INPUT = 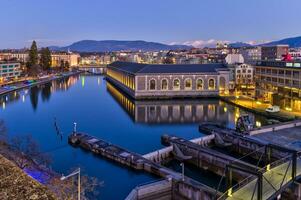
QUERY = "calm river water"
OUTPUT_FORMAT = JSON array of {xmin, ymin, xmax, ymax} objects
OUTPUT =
[{"xmin": 0, "ymin": 75, "xmax": 270, "ymax": 199}]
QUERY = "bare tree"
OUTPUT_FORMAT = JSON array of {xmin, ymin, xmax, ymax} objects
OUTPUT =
[
  {"xmin": 9, "ymin": 135, "xmax": 51, "ymax": 169},
  {"xmin": 48, "ymin": 172, "xmax": 103, "ymax": 200},
  {"xmin": 0, "ymin": 120, "xmax": 7, "ymax": 145}
]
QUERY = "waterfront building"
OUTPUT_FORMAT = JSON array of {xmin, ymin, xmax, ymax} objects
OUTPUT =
[
  {"xmin": 107, "ymin": 81, "xmax": 238, "ymax": 125},
  {"xmin": 11, "ymin": 52, "xmax": 29, "ymax": 63},
  {"xmin": 0, "ymin": 62, "xmax": 21, "ymax": 83},
  {"xmin": 255, "ymin": 60, "xmax": 301, "ymax": 111},
  {"xmin": 227, "ymin": 63, "xmax": 254, "ymax": 96},
  {"xmin": 234, "ymin": 63, "xmax": 254, "ymax": 96},
  {"xmin": 106, "ymin": 61, "xmax": 230, "ymax": 99},
  {"xmin": 261, "ymin": 45, "xmax": 289, "ymax": 61},
  {"xmin": 0, "ymin": 52, "xmax": 29, "ymax": 63},
  {"xmin": 51, "ymin": 53, "xmax": 80, "ymax": 67}
]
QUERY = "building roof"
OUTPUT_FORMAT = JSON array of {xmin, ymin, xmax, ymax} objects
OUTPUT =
[
  {"xmin": 256, "ymin": 60, "xmax": 301, "ymax": 69},
  {"xmin": 109, "ymin": 61, "xmax": 228, "ymax": 74}
]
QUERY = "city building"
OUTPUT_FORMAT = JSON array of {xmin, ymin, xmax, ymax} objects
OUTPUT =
[
  {"xmin": 51, "ymin": 53, "xmax": 80, "ymax": 67},
  {"xmin": 225, "ymin": 54, "xmax": 244, "ymax": 64},
  {"xmin": 0, "ymin": 62, "xmax": 21, "ymax": 83},
  {"xmin": 261, "ymin": 45, "xmax": 289, "ymax": 61},
  {"xmin": 107, "ymin": 81, "xmax": 238, "ymax": 125},
  {"xmin": 106, "ymin": 61, "xmax": 230, "ymax": 99},
  {"xmin": 234, "ymin": 63, "xmax": 254, "ymax": 96},
  {"xmin": 289, "ymin": 48, "xmax": 301, "ymax": 60},
  {"xmin": 239, "ymin": 47, "xmax": 262, "ymax": 64},
  {"xmin": 255, "ymin": 60, "xmax": 301, "ymax": 111}
]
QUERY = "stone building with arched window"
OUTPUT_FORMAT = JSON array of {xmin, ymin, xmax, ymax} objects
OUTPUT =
[{"xmin": 107, "ymin": 61, "xmax": 229, "ymax": 99}]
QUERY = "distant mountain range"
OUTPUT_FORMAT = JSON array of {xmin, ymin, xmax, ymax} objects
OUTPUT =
[
  {"xmin": 228, "ymin": 42, "xmax": 252, "ymax": 48},
  {"xmin": 49, "ymin": 40, "xmax": 191, "ymax": 52},
  {"xmin": 261, "ymin": 36, "xmax": 301, "ymax": 48},
  {"xmin": 48, "ymin": 36, "xmax": 301, "ymax": 52},
  {"xmin": 229, "ymin": 36, "xmax": 301, "ymax": 48}
]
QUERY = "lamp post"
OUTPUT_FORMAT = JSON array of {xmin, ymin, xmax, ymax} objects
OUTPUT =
[
  {"xmin": 61, "ymin": 168, "xmax": 81, "ymax": 200},
  {"xmin": 180, "ymin": 162, "xmax": 185, "ymax": 181},
  {"xmin": 73, "ymin": 122, "xmax": 77, "ymax": 133}
]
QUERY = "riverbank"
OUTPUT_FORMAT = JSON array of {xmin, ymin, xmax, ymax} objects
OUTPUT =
[
  {"xmin": 220, "ymin": 96, "xmax": 298, "ymax": 121},
  {"xmin": 0, "ymin": 71, "xmax": 81, "ymax": 96},
  {"xmin": 0, "ymin": 153, "xmax": 56, "ymax": 200}
]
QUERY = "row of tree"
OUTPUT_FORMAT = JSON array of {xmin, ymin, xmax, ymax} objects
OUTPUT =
[
  {"xmin": 27, "ymin": 41, "xmax": 52, "ymax": 71},
  {"xmin": 27, "ymin": 41, "xmax": 70, "ymax": 76}
]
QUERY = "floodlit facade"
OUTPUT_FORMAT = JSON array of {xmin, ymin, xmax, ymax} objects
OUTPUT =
[
  {"xmin": 255, "ymin": 61, "xmax": 301, "ymax": 111},
  {"xmin": 51, "ymin": 53, "xmax": 80, "ymax": 67},
  {"xmin": 106, "ymin": 61, "xmax": 230, "ymax": 99}
]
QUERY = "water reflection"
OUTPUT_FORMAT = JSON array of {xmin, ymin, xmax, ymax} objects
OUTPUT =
[
  {"xmin": 106, "ymin": 82, "xmax": 267, "ymax": 127},
  {"xmin": 0, "ymin": 76, "xmax": 79, "ymax": 111}
]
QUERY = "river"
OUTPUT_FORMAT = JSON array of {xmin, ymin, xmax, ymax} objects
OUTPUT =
[{"xmin": 0, "ymin": 74, "xmax": 271, "ymax": 199}]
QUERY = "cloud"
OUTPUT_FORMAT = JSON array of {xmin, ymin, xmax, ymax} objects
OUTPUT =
[
  {"xmin": 245, "ymin": 40, "xmax": 271, "ymax": 45},
  {"xmin": 170, "ymin": 39, "xmax": 231, "ymax": 48}
]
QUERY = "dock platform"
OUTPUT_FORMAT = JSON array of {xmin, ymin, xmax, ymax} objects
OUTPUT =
[{"xmin": 68, "ymin": 132, "xmax": 221, "ymax": 199}]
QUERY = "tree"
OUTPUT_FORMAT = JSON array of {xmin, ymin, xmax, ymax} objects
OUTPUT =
[
  {"xmin": 28, "ymin": 64, "xmax": 42, "ymax": 77},
  {"xmin": 0, "ymin": 119, "xmax": 7, "ymax": 145},
  {"xmin": 64, "ymin": 61, "xmax": 70, "ymax": 70},
  {"xmin": 9, "ymin": 134, "xmax": 51, "ymax": 169},
  {"xmin": 60, "ymin": 60, "xmax": 65, "ymax": 69},
  {"xmin": 162, "ymin": 57, "xmax": 173, "ymax": 64},
  {"xmin": 40, "ymin": 47, "xmax": 52, "ymax": 71},
  {"xmin": 28, "ymin": 41, "xmax": 39, "ymax": 68},
  {"xmin": 48, "ymin": 171, "xmax": 103, "ymax": 200}
]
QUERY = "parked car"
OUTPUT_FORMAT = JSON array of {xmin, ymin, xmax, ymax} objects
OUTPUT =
[{"xmin": 266, "ymin": 106, "xmax": 280, "ymax": 113}]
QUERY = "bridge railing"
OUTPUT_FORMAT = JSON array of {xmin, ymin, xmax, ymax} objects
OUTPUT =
[
  {"xmin": 217, "ymin": 175, "xmax": 256, "ymax": 200},
  {"xmin": 258, "ymin": 155, "xmax": 292, "ymax": 174},
  {"xmin": 218, "ymin": 155, "xmax": 293, "ymax": 199}
]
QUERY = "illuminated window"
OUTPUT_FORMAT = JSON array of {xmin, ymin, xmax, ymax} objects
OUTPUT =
[
  {"xmin": 185, "ymin": 79, "xmax": 192, "ymax": 90},
  {"xmin": 208, "ymin": 79, "xmax": 215, "ymax": 90},
  {"xmin": 196, "ymin": 79, "xmax": 203, "ymax": 90},
  {"xmin": 150, "ymin": 79, "xmax": 156, "ymax": 90},
  {"xmin": 161, "ymin": 79, "xmax": 168, "ymax": 90},
  {"xmin": 173, "ymin": 79, "xmax": 180, "ymax": 90}
]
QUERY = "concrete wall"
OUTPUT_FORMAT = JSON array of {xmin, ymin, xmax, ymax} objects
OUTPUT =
[{"xmin": 125, "ymin": 180, "xmax": 172, "ymax": 200}]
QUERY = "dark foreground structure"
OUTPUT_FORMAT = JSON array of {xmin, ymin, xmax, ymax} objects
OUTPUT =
[{"xmin": 106, "ymin": 61, "xmax": 230, "ymax": 99}]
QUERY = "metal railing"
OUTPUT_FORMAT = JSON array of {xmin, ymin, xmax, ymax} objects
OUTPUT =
[
  {"xmin": 217, "ymin": 175, "xmax": 256, "ymax": 200},
  {"xmin": 218, "ymin": 155, "xmax": 295, "ymax": 200}
]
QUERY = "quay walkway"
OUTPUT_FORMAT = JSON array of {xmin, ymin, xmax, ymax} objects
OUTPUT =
[
  {"xmin": 220, "ymin": 96, "xmax": 298, "ymax": 121},
  {"xmin": 0, "ymin": 71, "xmax": 81, "ymax": 96}
]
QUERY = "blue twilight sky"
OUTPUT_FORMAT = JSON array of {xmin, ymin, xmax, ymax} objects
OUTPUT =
[{"xmin": 1, "ymin": 0, "xmax": 301, "ymax": 48}]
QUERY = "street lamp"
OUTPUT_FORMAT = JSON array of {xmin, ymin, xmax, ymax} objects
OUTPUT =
[
  {"xmin": 180, "ymin": 162, "xmax": 185, "ymax": 181},
  {"xmin": 61, "ymin": 168, "xmax": 81, "ymax": 200},
  {"xmin": 73, "ymin": 122, "xmax": 77, "ymax": 133}
]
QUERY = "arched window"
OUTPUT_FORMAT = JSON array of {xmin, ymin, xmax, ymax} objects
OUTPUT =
[
  {"xmin": 150, "ymin": 79, "xmax": 156, "ymax": 90},
  {"xmin": 219, "ymin": 77, "xmax": 226, "ymax": 90},
  {"xmin": 196, "ymin": 79, "xmax": 203, "ymax": 90},
  {"xmin": 208, "ymin": 79, "xmax": 215, "ymax": 90},
  {"xmin": 184, "ymin": 79, "xmax": 192, "ymax": 90},
  {"xmin": 161, "ymin": 79, "xmax": 168, "ymax": 90},
  {"xmin": 173, "ymin": 79, "xmax": 180, "ymax": 90}
]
